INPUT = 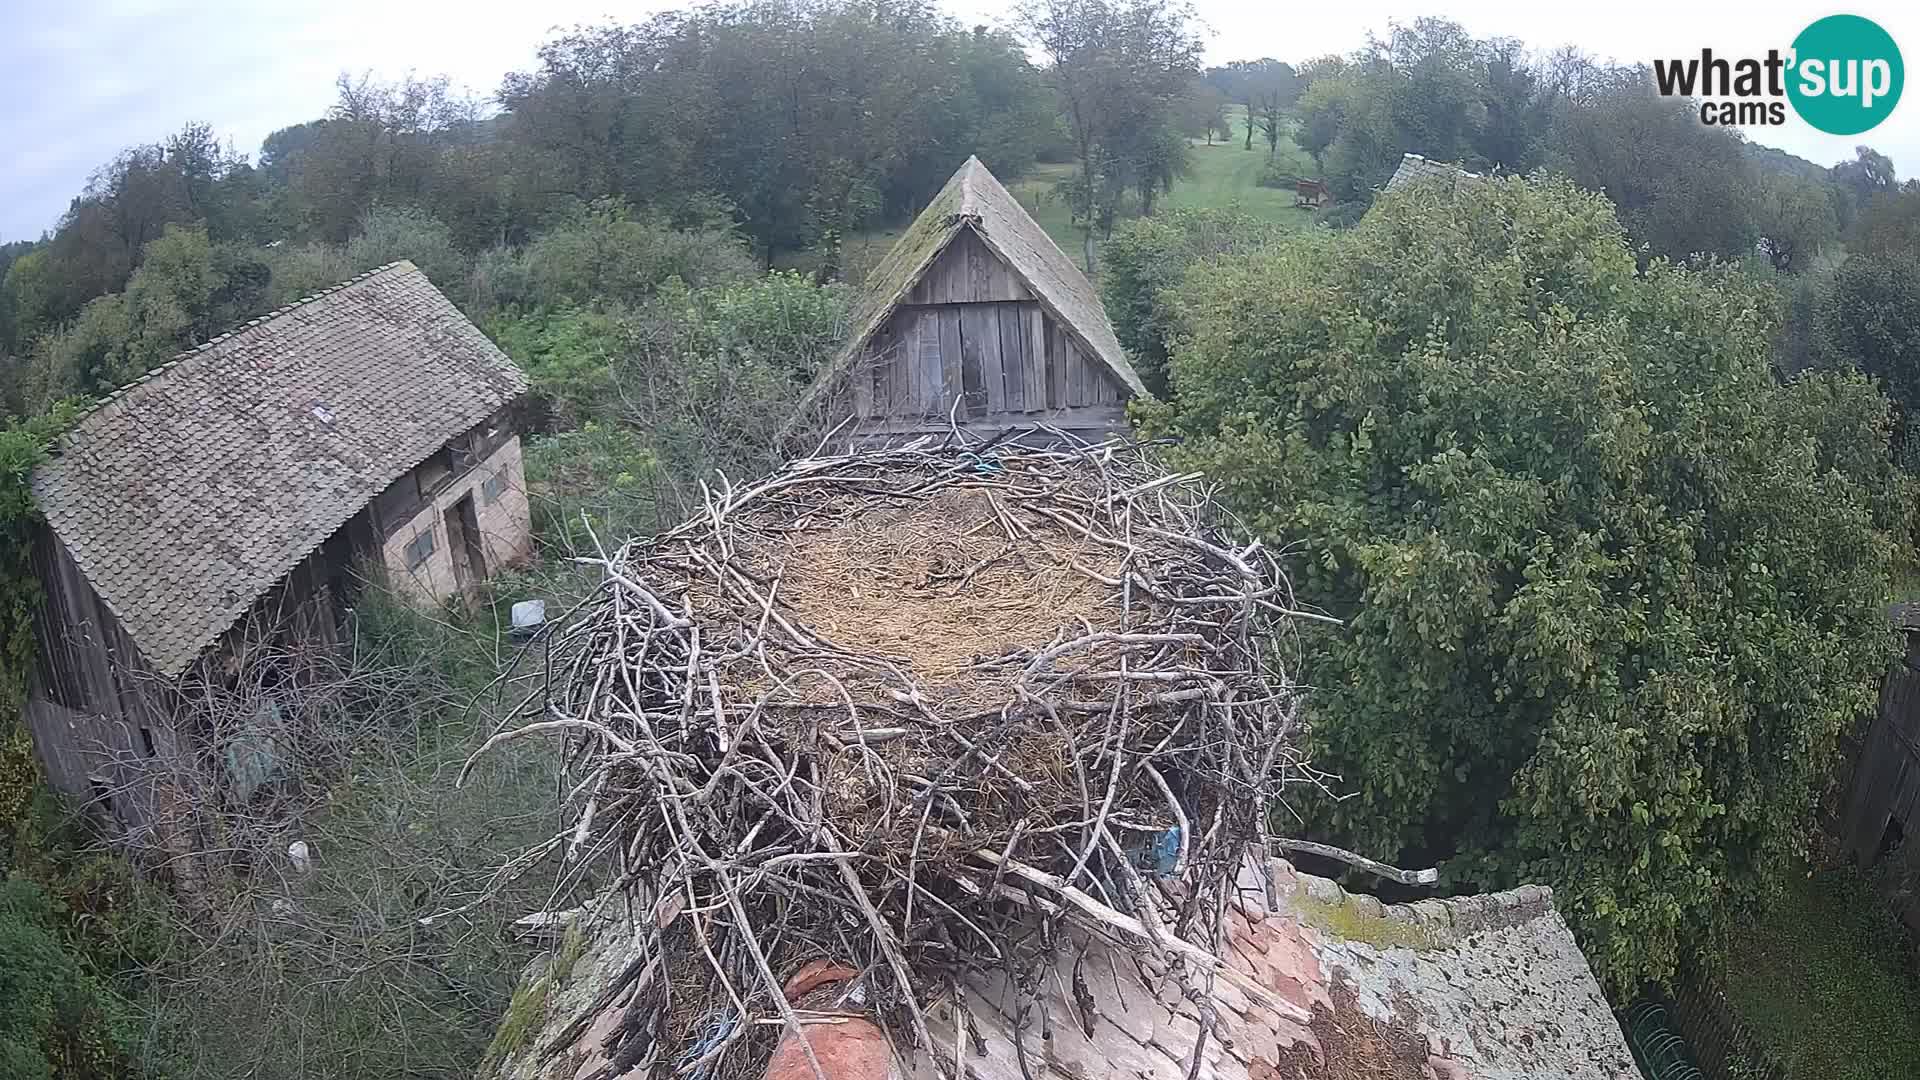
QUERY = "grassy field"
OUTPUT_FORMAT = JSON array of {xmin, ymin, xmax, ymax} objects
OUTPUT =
[
  {"xmin": 1709, "ymin": 867, "xmax": 1920, "ymax": 1079},
  {"xmin": 837, "ymin": 111, "xmax": 1320, "ymax": 283}
]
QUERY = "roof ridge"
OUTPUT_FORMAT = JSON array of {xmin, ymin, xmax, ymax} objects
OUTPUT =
[
  {"xmin": 62, "ymin": 260, "xmax": 423, "ymax": 434},
  {"xmin": 32, "ymin": 258, "xmax": 523, "ymax": 678},
  {"xmin": 1285, "ymin": 859, "xmax": 1556, "ymax": 944},
  {"xmin": 955, "ymin": 155, "xmax": 987, "ymax": 220}
]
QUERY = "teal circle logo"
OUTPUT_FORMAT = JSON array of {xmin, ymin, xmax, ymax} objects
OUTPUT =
[{"xmin": 1787, "ymin": 15, "xmax": 1903, "ymax": 135}]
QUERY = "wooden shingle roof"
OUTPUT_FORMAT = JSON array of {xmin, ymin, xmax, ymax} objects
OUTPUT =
[
  {"xmin": 33, "ymin": 261, "xmax": 526, "ymax": 677},
  {"xmin": 1383, "ymin": 152, "xmax": 1483, "ymax": 193},
  {"xmin": 808, "ymin": 156, "xmax": 1144, "ymax": 408}
]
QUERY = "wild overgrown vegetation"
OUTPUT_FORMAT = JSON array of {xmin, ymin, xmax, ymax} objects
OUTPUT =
[
  {"xmin": 1137, "ymin": 176, "xmax": 1912, "ymax": 991},
  {"xmin": 4, "ymin": 0, "xmax": 1920, "ymax": 1076}
]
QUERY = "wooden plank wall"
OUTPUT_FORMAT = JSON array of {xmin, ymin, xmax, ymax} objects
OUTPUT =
[
  {"xmin": 849, "ymin": 229, "xmax": 1128, "ymax": 428},
  {"xmin": 26, "ymin": 526, "xmax": 163, "ymax": 827},
  {"xmin": 860, "ymin": 302, "xmax": 1119, "ymax": 422},
  {"xmin": 25, "ymin": 513, "xmax": 364, "ymax": 836},
  {"xmin": 904, "ymin": 229, "xmax": 1032, "ymax": 306},
  {"xmin": 1842, "ymin": 636, "xmax": 1920, "ymax": 869}
]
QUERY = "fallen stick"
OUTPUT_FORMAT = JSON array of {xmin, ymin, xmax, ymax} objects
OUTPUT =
[{"xmin": 1271, "ymin": 838, "xmax": 1440, "ymax": 885}]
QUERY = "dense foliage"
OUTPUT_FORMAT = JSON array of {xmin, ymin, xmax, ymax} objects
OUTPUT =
[
  {"xmin": 1817, "ymin": 250, "xmax": 1920, "ymax": 458},
  {"xmin": 0, "ymin": 878, "xmax": 135, "ymax": 1080},
  {"xmin": 1, "ymin": 2, "xmax": 1917, "ymax": 1073},
  {"xmin": 1100, "ymin": 206, "xmax": 1293, "ymax": 395},
  {"xmin": 1139, "ymin": 175, "xmax": 1909, "ymax": 990},
  {"xmin": 1267, "ymin": 17, "xmax": 1875, "ymax": 271},
  {"xmin": 0, "ymin": 0, "xmax": 1068, "ymax": 400},
  {"xmin": 1020, "ymin": 0, "xmax": 1205, "ymax": 265}
]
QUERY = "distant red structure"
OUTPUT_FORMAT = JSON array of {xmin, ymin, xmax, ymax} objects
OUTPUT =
[{"xmin": 1295, "ymin": 178, "xmax": 1333, "ymax": 208}]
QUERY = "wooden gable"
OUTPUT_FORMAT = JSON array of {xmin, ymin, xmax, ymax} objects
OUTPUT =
[{"xmin": 843, "ymin": 226, "xmax": 1128, "ymax": 441}]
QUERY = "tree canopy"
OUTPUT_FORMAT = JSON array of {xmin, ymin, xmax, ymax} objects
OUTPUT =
[{"xmin": 1139, "ymin": 174, "xmax": 1908, "ymax": 990}]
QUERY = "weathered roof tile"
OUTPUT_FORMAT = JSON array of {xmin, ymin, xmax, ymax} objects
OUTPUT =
[
  {"xmin": 808, "ymin": 156, "xmax": 1144, "ymax": 408},
  {"xmin": 33, "ymin": 261, "xmax": 526, "ymax": 677},
  {"xmin": 1383, "ymin": 152, "xmax": 1483, "ymax": 193}
]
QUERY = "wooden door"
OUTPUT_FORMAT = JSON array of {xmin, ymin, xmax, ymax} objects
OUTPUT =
[{"xmin": 444, "ymin": 494, "xmax": 486, "ymax": 593}]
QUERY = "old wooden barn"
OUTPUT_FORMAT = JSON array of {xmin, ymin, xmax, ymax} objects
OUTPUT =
[
  {"xmin": 797, "ymin": 156, "xmax": 1145, "ymax": 445},
  {"xmin": 1838, "ymin": 603, "xmax": 1920, "ymax": 933},
  {"xmin": 24, "ymin": 261, "xmax": 534, "ymax": 851}
]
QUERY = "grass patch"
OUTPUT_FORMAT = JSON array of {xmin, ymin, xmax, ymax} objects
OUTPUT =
[
  {"xmin": 1708, "ymin": 867, "xmax": 1920, "ymax": 1080},
  {"xmin": 837, "ymin": 119, "xmax": 1320, "ymax": 282}
]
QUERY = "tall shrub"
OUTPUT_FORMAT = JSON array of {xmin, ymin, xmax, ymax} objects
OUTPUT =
[{"xmin": 1141, "ymin": 175, "xmax": 1908, "ymax": 990}]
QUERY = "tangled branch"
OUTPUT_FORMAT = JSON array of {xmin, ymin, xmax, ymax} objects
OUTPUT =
[{"xmin": 469, "ymin": 429, "xmax": 1325, "ymax": 1080}]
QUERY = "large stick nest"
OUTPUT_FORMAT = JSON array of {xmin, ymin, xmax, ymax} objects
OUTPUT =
[{"xmin": 481, "ymin": 431, "xmax": 1319, "ymax": 1080}]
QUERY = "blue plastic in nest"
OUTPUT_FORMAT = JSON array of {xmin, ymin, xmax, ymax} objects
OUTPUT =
[
  {"xmin": 673, "ymin": 1010, "xmax": 740, "ymax": 1079},
  {"xmin": 1149, "ymin": 826, "xmax": 1183, "ymax": 875}
]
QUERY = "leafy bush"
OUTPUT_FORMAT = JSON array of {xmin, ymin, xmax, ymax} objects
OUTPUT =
[
  {"xmin": 1314, "ymin": 199, "xmax": 1369, "ymax": 230},
  {"xmin": 522, "ymin": 422, "xmax": 667, "ymax": 550},
  {"xmin": 260, "ymin": 241, "xmax": 354, "ymax": 307},
  {"xmin": 1141, "ymin": 175, "xmax": 1908, "ymax": 991},
  {"xmin": 0, "ymin": 878, "xmax": 135, "ymax": 1080},
  {"xmin": 1254, "ymin": 142, "xmax": 1319, "ymax": 191},
  {"xmin": 510, "ymin": 271, "xmax": 851, "ymax": 543},
  {"xmin": 1101, "ymin": 208, "xmax": 1293, "ymax": 396},
  {"xmin": 266, "ymin": 206, "xmax": 469, "ymax": 306},
  {"xmin": 1816, "ymin": 251, "xmax": 1920, "ymax": 457},
  {"xmin": 485, "ymin": 306, "xmax": 629, "ymax": 429},
  {"xmin": 609, "ymin": 273, "xmax": 848, "ymax": 480},
  {"xmin": 1254, "ymin": 160, "xmax": 1297, "ymax": 190},
  {"xmin": 344, "ymin": 206, "xmax": 469, "ymax": 298},
  {"xmin": 493, "ymin": 204, "xmax": 754, "ymax": 312},
  {"xmin": 2, "ymin": 405, "xmax": 79, "ymax": 726}
]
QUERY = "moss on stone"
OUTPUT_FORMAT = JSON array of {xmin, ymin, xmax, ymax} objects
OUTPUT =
[
  {"xmin": 1294, "ymin": 893, "xmax": 1438, "ymax": 951},
  {"xmin": 480, "ymin": 921, "xmax": 588, "ymax": 1077},
  {"xmin": 553, "ymin": 920, "xmax": 587, "ymax": 984},
  {"xmin": 480, "ymin": 970, "xmax": 554, "ymax": 1077}
]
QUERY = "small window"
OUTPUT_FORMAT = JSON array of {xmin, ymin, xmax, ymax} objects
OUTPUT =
[
  {"xmin": 481, "ymin": 471, "xmax": 509, "ymax": 505},
  {"xmin": 415, "ymin": 449, "xmax": 453, "ymax": 498},
  {"xmin": 404, "ymin": 528, "xmax": 437, "ymax": 569}
]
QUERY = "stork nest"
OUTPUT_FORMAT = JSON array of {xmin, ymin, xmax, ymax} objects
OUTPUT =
[{"xmin": 472, "ymin": 431, "xmax": 1320, "ymax": 1080}]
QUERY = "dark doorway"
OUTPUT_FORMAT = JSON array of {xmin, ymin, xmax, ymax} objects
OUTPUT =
[{"xmin": 444, "ymin": 494, "xmax": 486, "ymax": 594}]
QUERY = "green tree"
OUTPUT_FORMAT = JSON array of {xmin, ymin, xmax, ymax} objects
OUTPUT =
[
  {"xmin": 25, "ymin": 224, "xmax": 272, "ymax": 408},
  {"xmin": 1831, "ymin": 144, "xmax": 1898, "ymax": 232},
  {"xmin": 1140, "ymin": 174, "xmax": 1905, "ymax": 990},
  {"xmin": 1547, "ymin": 65, "xmax": 1758, "ymax": 261},
  {"xmin": 1753, "ymin": 171, "xmax": 1840, "ymax": 274},
  {"xmin": 1295, "ymin": 20, "xmax": 1553, "ymax": 204},
  {"xmin": 1101, "ymin": 207, "xmax": 1292, "ymax": 395},
  {"xmin": 1847, "ymin": 188, "xmax": 1920, "ymax": 258},
  {"xmin": 1817, "ymin": 251, "xmax": 1920, "ymax": 458},
  {"xmin": 1021, "ymin": 0, "xmax": 1203, "ymax": 269}
]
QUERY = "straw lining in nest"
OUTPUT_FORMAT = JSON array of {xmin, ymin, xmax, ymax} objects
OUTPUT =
[{"xmin": 464, "ymin": 431, "xmax": 1326, "ymax": 1080}]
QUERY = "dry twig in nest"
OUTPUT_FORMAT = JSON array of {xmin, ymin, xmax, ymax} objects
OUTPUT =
[{"xmin": 465, "ymin": 429, "xmax": 1323, "ymax": 1080}]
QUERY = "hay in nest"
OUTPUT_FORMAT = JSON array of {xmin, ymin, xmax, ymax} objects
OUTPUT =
[{"xmin": 468, "ymin": 431, "xmax": 1324, "ymax": 1080}]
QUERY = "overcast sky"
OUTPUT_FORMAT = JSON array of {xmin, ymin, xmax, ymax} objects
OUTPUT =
[{"xmin": 2, "ymin": 0, "xmax": 1915, "ymax": 242}]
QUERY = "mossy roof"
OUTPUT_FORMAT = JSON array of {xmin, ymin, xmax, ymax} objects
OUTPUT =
[{"xmin": 805, "ymin": 156, "xmax": 1144, "ymax": 412}]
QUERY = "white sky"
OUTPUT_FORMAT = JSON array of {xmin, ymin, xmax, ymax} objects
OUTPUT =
[{"xmin": 2, "ymin": 0, "xmax": 1915, "ymax": 241}]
